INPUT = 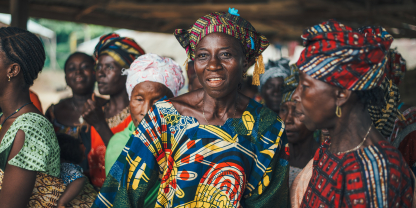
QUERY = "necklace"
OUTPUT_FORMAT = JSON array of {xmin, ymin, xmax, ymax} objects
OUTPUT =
[
  {"xmin": 332, "ymin": 125, "xmax": 372, "ymax": 155},
  {"xmin": 0, "ymin": 102, "xmax": 33, "ymax": 131},
  {"xmin": 71, "ymin": 99, "xmax": 84, "ymax": 124},
  {"xmin": 202, "ymin": 95, "xmax": 238, "ymax": 126}
]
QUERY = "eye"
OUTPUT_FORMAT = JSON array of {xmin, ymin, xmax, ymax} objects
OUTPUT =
[
  {"xmin": 197, "ymin": 53, "xmax": 208, "ymax": 59},
  {"xmin": 221, "ymin": 52, "xmax": 231, "ymax": 57}
]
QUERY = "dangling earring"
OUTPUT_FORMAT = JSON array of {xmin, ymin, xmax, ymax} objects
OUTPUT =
[
  {"xmin": 8, "ymin": 75, "xmax": 10, "ymax": 82},
  {"xmin": 242, "ymin": 72, "xmax": 247, "ymax": 78},
  {"xmin": 336, "ymin": 105, "xmax": 342, "ymax": 117}
]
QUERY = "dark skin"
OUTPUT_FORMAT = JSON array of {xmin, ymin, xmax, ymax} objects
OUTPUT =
[
  {"xmin": 292, "ymin": 71, "xmax": 384, "ymax": 154},
  {"xmin": 188, "ymin": 61, "xmax": 203, "ymax": 92},
  {"xmin": 45, "ymin": 53, "xmax": 106, "ymax": 126},
  {"xmin": 0, "ymin": 50, "xmax": 41, "ymax": 208},
  {"xmin": 262, "ymin": 77, "xmax": 284, "ymax": 114},
  {"xmin": 82, "ymin": 55, "xmax": 130, "ymax": 146},
  {"xmin": 279, "ymin": 101, "xmax": 319, "ymax": 168},
  {"xmin": 170, "ymin": 33, "xmax": 251, "ymax": 125},
  {"xmin": 130, "ymin": 81, "xmax": 174, "ymax": 127}
]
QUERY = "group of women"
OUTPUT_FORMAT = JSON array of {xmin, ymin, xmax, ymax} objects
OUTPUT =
[{"xmin": 0, "ymin": 7, "xmax": 414, "ymax": 208}]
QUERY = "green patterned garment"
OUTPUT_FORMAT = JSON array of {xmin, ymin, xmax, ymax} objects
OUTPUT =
[{"xmin": 0, "ymin": 113, "xmax": 60, "ymax": 177}]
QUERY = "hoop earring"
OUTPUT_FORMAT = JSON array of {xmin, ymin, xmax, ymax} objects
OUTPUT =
[
  {"xmin": 242, "ymin": 72, "xmax": 247, "ymax": 78},
  {"xmin": 8, "ymin": 75, "xmax": 10, "ymax": 82},
  {"xmin": 336, "ymin": 105, "xmax": 342, "ymax": 117}
]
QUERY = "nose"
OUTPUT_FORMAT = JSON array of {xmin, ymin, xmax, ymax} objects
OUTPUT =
[
  {"xmin": 96, "ymin": 67, "xmax": 105, "ymax": 79},
  {"xmin": 293, "ymin": 85, "xmax": 301, "ymax": 103},
  {"xmin": 207, "ymin": 55, "xmax": 222, "ymax": 72},
  {"xmin": 285, "ymin": 107, "xmax": 295, "ymax": 125},
  {"xmin": 141, "ymin": 101, "xmax": 152, "ymax": 117}
]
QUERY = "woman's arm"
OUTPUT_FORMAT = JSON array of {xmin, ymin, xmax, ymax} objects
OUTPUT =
[
  {"xmin": 82, "ymin": 99, "xmax": 113, "ymax": 146},
  {"xmin": 57, "ymin": 177, "xmax": 86, "ymax": 207},
  {"xmin": 0, "ymin": 130, "xmax": 37, "ymax": 208}
]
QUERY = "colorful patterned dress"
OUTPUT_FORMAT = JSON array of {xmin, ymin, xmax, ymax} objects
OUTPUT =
[
  {"xmin": 300, "ymin": 139, "xmax": 414, "ymax": 208},
  {"xmin": 93, "ymin": 99, "xmax": 290, "ymax": 208}
]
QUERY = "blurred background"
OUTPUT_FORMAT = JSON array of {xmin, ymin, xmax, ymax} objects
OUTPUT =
[{"xmin": 0, "ymin": 0, "xmax": 414, "ymax": 112}]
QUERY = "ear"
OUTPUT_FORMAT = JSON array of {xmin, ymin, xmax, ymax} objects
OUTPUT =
[
  {"xmin": 335, "ymin": 87, "xmax": 352, "ymax": 107},
  {"xmin": 7, "ymin": 63, "xmax": 21, "ymax": 78}
]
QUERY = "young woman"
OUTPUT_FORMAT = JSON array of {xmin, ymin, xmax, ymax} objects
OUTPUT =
[
  {"xmin": 93, "ymin": 9, "xmax": 289, "ymax": 208},
  {"xmin": 293, "ymin": 20, "xmax": 413, "ymax": 207}
]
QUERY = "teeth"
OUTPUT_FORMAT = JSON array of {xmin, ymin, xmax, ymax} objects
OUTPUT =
[{"xmin": 209, "ymin": 78, "xmax": 222, "ymax": 81}]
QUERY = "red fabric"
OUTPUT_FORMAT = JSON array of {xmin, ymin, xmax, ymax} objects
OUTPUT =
[
  {"xmin": 300, "ymin": 140, "xmax": 413, "ymax": 208},
  {"xmin": 398, "ymin": 131, "xmax": 416, "ymax": 168},
  {"xmin": 29, "ymin": 90, "xmax": 43, "ymax": 114},
  {"xmin": 88, "ymin": 115, "xmax": 132, "ymax": 188}
]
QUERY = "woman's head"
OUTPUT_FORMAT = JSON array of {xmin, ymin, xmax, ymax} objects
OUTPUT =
[
  {"xmin": 0, "ymin": 27, "xmax": 45, "ymax": 88},
  {"xmin": 94, "ymin": 33, "xmax": 145, "ymax": 96},
  {"xmin": 259, "ymin": 58, "xmax": 290, "ymax": 113},
  {"xmin": 123, "ymin": 54, "xmax": 184, "ymax": 126},
  {"xmin": 56, "ymin": 133, "xmax": 84, "ymax": 164},
  {"xmin": 174, "ymin": 9, "xmax": 269, "ymax": 98},
  {"xmin": 64, "ymin": 52, "xmax": 95, "ymax": 95},
  {"xmin": 293, "ymin": 20, "xmax": 399, "ymax": 135}
]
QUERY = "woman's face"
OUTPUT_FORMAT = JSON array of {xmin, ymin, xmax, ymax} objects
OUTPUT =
[
  {"xmin": 194, "ymin": 33, "xmax": 248, "ymax": 99},
  {"xmin": 279, "ymin": 101, "xmax": 314, "ymax": 144},
  {"xmin": 262, "ymin": 77, "xmax": 284, "ymax": 113},
  {"xmin": 96, "ymin": 55, "xmax": 127, "ymax": 96},
  {"xmin": 130, "ymin": 81, "xmax": 173, "ymax": 127},
  {"xmin": 65, "ymin": 54, "xmax": 95, "ymax": 95},
  {"xmin": 293, "ymin": 71, "xmax": 337, "ymax": 130}
]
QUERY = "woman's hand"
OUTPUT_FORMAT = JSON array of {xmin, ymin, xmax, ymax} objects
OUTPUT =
[{"xmin": 82, "ymin": 99, "xmax": 106, "ymax": 128}]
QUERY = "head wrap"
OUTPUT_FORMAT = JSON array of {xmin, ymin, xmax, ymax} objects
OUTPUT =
[
  {"xmin": 258, "ymin": 58, "xmax": 291, "ymax": 92},
  {"xmin": 94, "ymin": 33, "xmax": 146, "ymax": 69},
  {"xmin": 174, "ymin": 8, "xmax": 269, "ymax": 86},
  {"xmin": 385, "ymin": 49, "xmax": 406, "ymax": 86},
  {"xmin": 296, "ymin": 19, "xmax": 393, "ymax": 91},
  {"xmin": 281, "ymin": 64, "xmax": 299, "ymax": 104},
  {"xmin": 122, "ymin": 53, "xmax": 185, "ymax": 99}
]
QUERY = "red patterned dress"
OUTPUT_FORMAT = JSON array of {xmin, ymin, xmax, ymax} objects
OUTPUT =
[{"xmin": 300, "ymin": 139, "xmax": 414, "ymax": 208}]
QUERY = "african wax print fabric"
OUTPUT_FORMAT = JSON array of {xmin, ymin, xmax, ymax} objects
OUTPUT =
[
  {"xmin": 300, "ymin": 139, "xmax": 414, "ymax": 208},
  {"xmin": 259, "ymin": 58, "xmax": 291, "ymax": 92},
  {"xmin": 174, "ymin": 9, "xmax": 269, "ymax": 62},
  {"xmin": 282, "ymin": 64, "xmax": 299, "ymax": 104},
  {"xmin": 296, "ymin": 19, "xmax": 393, "ymax": 91},
  {"xmin": 89, "ymin": 107, "xmax": 132, "ymax": 188},
  {"xmin": 94, "ymin": 33, "xmax": 145, "ymax": 69},
  {"xmin": 385, "ymin": 49, "xmax": 406, "ymax": 86},
  {"xmin": 123, "ymin": 53, "xmax": 185, "ymax": 98},
  {"xmin": 93, "ymin": 98, "xmax": 290, "ymax": 208},
  {"xmin": 61, "ymin": 162, "xmax": 85, "ymax": 185},
  {"xmin": 390, "ymin": 106, "xmax": 416, "ymax": 174}
]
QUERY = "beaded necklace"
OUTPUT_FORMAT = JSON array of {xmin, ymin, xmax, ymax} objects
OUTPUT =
[{"xmin": 0, "ymin": 102, "xmax": 33, "ymax": 131}]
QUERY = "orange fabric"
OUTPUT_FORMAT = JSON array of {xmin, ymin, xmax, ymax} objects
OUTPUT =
[
  {"xmin": 29, "ymin": 90, "xmax": 43, "ymax": 114},
  {"xmin": 88, "ymin": 115, "xmax": 132, "ymax": 188},
  {"xmin": 290, "ymin": 159, "xmax": 313, "ymax": 208}
]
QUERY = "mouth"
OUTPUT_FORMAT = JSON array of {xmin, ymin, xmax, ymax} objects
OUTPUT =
[
  {"xmin": 97, "ymin": 82, "xmax": 106, "ymax": 87},
  {"xmin": 286, "ymin": 130, "xmax": 298, "ymax": 137},
  {"xmin": 74, "ymin": 76, "xmax": 86, "ymax": 82},
  {"xmin": 206, "ymin": 77, "xmax": 225, "ymax": 88}
]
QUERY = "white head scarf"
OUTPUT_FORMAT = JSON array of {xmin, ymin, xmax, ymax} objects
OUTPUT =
[
  {"xmin": 122, "ymin": 53, "xmax": 185, "ymax": 99},
  {"xmin": 258, "ymin": 58, "xmax": 291, "ymax": 92}
]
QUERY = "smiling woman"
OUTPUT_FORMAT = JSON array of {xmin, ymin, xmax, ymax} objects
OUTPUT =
[{"xmin": 93, "ymin": 8, "xmax": 290, "ymax": 208}]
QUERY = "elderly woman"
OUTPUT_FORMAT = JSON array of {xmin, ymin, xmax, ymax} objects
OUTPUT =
[
  {"xmin": 82, "ymin": 33, "xmax": 146, "ymax": 188},
  {"xmin": 0, "ymin": 27, "xmax": 61, "ymax": 207},
  {"xmin": 93, "ymin": 9, "xmax": 289, "ymax": 208},
  {"xmin": 278, "ymin": 65, "xmax": 320, "ymax": 188},
  {"xmin": 258, "ymin": 58, "xmax": 290, "ymax": 114},
  {"xmin": 293, "ymin": 20, "xmax": 413, "ymax": 207}
]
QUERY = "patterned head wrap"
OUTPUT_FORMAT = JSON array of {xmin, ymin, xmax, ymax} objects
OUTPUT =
[
  {"xmin": 281, "ymin": 64, "xmax": 299, "ymax": 104},
  {"xmin": 122, "ymin": 53, "xmax": 185, "ymax": 99},
  {"xmin": 258, "ymin": 58, "xmax": 291, "ymax": 92},
  {"xmin": 94, "ymin": 33, "xmax": 146, "ymax": 69},
  {"xmin": 296, "ymin": 19, "xmax": 393, "ymax": 91},
  {"xmin": 174, "ymin": 8, "xmax": 270, "ymax": 86},
  {"xmin": 385, "ymin": 49, "xmax": 406, "ymax": 86}
]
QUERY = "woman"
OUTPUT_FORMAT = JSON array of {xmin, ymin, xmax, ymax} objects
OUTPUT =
[
  {"xmin": 46, "ymin": 52, "xmax": 106, "ymax": 174},
  {"xmin": 278, "ymin": 64, "xmax": 320, "ymax": 188},
  {"xmin": 81, "ymin": 33, "xmax": 146, "ymax": 188},
  {"xmin": 259, "ymin": 58, "xmax": 290, "ymax": 114},
  {"xmin": 93, "ymin": 9, "xmax": 289, "ymax": 208},
  {"xmin": 293, "ymin": 20, "xmax": 413, "ymax": 207},
  {"xmin": 0, "ymin": 27, "xmax": 61, "ymax": 207},
  {"xmin": 105, "ymin": 53, "xmax": 185, "ymax": 208},
  {"xmin": 187, "ymin": 60, "xmax": 203, "ymax": 92}
]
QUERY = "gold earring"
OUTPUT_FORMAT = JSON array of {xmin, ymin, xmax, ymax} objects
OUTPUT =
[
  {"xmin": 242, "ymin": 72, "xmax": 247, "ymax": 78},
  {"xmin": 8, "ymin": 76, "xmax": 10, "ymax": 81},
  {"xmin": 336, "ymin": 105, "xmax": 342, "ymax": 117}
]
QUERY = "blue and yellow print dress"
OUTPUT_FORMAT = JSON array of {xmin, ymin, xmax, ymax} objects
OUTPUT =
[{"xmin": 93, "ymin": 99, "xmax": 290, "ymax": 208}]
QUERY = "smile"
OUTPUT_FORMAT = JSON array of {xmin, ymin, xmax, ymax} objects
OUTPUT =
[{"xmin": 206, "ymin": 77, "xmax": 225, "ymax": 87}]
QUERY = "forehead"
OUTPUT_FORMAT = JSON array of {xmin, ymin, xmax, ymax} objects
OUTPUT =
[
  {"xmin": 281, "ymin": 101, "xmax": 296, "ymax": 108},
  {"xmin": 98, "ymin": 54, "xmax": 117, "ymax": 64},
  {"xmin": 196, "ymin": 33, "xmax": 242, "ymax": 50},
  {"xmin": 68, "ymin": 54, "xmax": 91, "ymax": 63},
  {"xmin": 132, "ymin": 81, "xmax": 167, "ymax": 94}
]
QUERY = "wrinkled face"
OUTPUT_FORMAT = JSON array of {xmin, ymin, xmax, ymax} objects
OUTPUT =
[
  {"xmin": 130, "ymin": 81, "xmax": 174, "ymax": 127},
  {"xmin": 262, "ymin": 77, "xmax": 284, "ymax": 113},
  {"xmin": 279, "ymin": 101, "xmax": 314, "ymax": 144},
  {"xmin": 65, "ymin": 54, "xmax": 95, "ymax": 95},
  {"xmin": 293, "ymin": 71, "xmax": 337, "ymax": 130},
  {"xmin": 96, "ymin": 55, "xmax": 127, "ymax": 96},
  {"xmin": 194, "ymin": 33, "xmax": 248, "ymax": 98}
]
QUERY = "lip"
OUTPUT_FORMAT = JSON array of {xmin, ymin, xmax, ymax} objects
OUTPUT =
[
  {"xmin": 205, "ymin": 77, "xmax": 226, "ymax": 88},
  {"xmin": 97, "ymin": 81, "xmax": 106, "ymax": 87},
  {"xmin": 286, "ymin": 131, "xmax": 298, "ymax": 137},
  {"xmin": 74, "ymin": 76, "xmax": 86, "ymax": 82}
]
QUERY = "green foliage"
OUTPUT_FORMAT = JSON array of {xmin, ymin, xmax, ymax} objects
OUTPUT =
[{"xmin": 31, "ymin": 18, "xmax": 115, "ymax": 70}]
